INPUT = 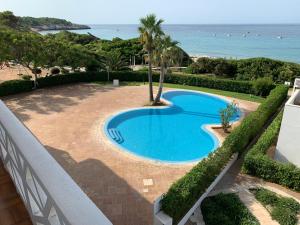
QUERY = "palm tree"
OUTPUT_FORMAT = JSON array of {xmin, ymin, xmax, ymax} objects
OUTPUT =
[
  {"xmin": 101, "ymin": 51, "xmax": 127, "ymax": 81},
  {"xmin": 138, "ymin": 14, "xmax": 164, "ymax": 102},
  {"xmin": 153, "ymin": 35, "xmax": 179, "ymax": 105}
]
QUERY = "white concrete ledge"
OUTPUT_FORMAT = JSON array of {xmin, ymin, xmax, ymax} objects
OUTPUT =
[{"xmin": 154, "ymin": 153, "xmax": 238, "ymax": 225}]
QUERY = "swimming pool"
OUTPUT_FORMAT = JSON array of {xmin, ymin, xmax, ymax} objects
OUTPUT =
[{"xmin": 104, "ymin": 90, "xmax": 240, "ymax": 163}]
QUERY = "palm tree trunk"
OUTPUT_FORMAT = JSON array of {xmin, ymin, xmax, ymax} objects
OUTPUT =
[
  {"xmin": 154, "ymin": 64, "xmax": 165, "ymax": 105},
  {"xmin": 148, "ymin": 52, "xmax": 154, "ymax": 102}
]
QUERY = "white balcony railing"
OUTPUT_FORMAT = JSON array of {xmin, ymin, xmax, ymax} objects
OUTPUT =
[{"xmin": 0, "ymin": 100, "xmax": 112, "ymax": 225}]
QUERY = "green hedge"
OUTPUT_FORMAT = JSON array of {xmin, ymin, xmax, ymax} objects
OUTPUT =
[
  {"xmin": 38, "ymin": 72, "xmax": 274, "ymax": 95},
  {"xmin": 0, "ymin": 71, "xmax": 275, "ymax": 97},
  {"xmin": 201, "ymin": 193, "xmax": 259, "ymax": 225},
  {"xmin": 0, "ymin": 79, "xmax": 33, "ymax": 97},
  {"xmin": 251, "ymin": 188, "xmax": 300, "ymax": 225},
  {"xmin": 161, "ymin": 85, "xmax": 288, "ymax": 223},
  {"xmin": 186, "ymin": 57, "xmax": 300, "ymax": 83},
  {"xmin": 36, "ymin": 71, "xmax": 149, "ymax": 87},
  {"xmin": 243, "ymin": 111, "xmax": 300, "ymax": 191},
  {"xmin": 163, "ymin": 73, "xmax": 265, "ymax": 94},
  {"xmin": 37, "ymin": 72, "xmax": 256, "ymax": 94}
]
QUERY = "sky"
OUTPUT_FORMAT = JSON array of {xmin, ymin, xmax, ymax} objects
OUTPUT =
[{"xmin": 0, "ymin": 0, "xmax": 299, "ymax": 24}]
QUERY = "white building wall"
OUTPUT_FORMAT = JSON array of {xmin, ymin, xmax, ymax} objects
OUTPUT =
[{"xmin": 276, "ymin": 90, "xmax": 300, "ymax": 167}]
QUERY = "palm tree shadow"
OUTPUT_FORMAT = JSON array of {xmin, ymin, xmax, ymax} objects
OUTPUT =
[
  {"xmin": 46, "ymin": 145, "xmax": 153, "ymax": 225},
  {"xmin": 2, "ymin": 83, "xmax": 117, "ymax": 122}
]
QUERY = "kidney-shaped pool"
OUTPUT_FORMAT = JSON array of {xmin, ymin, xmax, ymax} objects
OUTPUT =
[{"xmin": 104, "ymin": 90, "xmax": 241, "ymax": 163}]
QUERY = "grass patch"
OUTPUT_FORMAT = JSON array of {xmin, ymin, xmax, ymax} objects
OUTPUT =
[
  {"xmin": 93, "ymin": 81, "xmax": 264, "ymax": 103},
  {"xmin": 153, "ymin": 82, "xmax": 264, "ymax": 103},
  {"xmin": 251, "ymin": 188, "xmax": 300, "ymax": 225},
  {"xmin": 201, "ymin": 193, "xmax": 259, "ymax": 225}
]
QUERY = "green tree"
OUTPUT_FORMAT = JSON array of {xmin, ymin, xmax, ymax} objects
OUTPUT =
[
  {"xmin": 0, "ymin": 11, "xmax": 20, "ymax": 29},
  {"xmin": 153, "ymin": 35, "xmax": 179, "ymax": 104},
  {"xmin": 278, "ymin": 65, "xmax": 296, "ymax": 83},
  {"xmin": 219, "ymin": 102, "xmax": 238, "ymax": 133},
  {"xmin": 101, "ymin": 51, "xmax": 127, "ymax": 81},
  {"xmin": 3, "ymin": 30, "xmax": 46, "ymax": 87},
  {"xmin": 0, "ymin": 28, "xmax": 13, "ymax": 66},
  {"xmin": 138, "ymin": 14, "xmax": 164, "ymax": 102},
  {"xmin": 58, "ymin": 44, "xmax": 96, "ymax": 71}
]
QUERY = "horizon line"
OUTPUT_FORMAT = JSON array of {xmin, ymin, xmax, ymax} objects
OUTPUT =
[{"xmin": 84, "ymin": 23, "xmax": 300, "ymax": 26}]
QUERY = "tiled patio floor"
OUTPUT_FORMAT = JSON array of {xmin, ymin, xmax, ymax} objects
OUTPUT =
[{"xmin": 3, "ymin": 83, "xmax": 258, "ymax": 225}]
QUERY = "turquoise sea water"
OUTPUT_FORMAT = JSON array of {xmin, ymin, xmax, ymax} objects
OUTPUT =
[
  {"xmin": 105, "ymin": 91, "xmax": 240, "ymax": 163},
  {"xmin": 41, "ymin": 24, "xmax": 300, "ymax": 63}
]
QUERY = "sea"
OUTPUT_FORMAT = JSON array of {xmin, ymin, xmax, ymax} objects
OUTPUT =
[{"xmin": 40, "ymin": 24, "xmax": 300, "ymax": 63}]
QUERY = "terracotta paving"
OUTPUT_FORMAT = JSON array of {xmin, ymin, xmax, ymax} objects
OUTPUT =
[
  {"xmin": 2, "ymin": 83, "xmax": 258, "ymax": 225},
  {"xmin": 0, "ymin": 163, "xmax": 32, "ymax": 225}
]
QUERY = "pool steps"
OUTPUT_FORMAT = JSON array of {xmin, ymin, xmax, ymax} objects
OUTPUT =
[{"xmin": 108, "ymin": 129, "xmax": 124, "ymax": 144}]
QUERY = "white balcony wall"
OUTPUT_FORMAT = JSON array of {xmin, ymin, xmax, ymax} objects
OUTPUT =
[
  {"xmin": 276, "ymin": 90, "xmax": 300, "ymax": 167},
  {"xmin": 0, "ymin": 100, "xmax": 112, "ymax": 225}
]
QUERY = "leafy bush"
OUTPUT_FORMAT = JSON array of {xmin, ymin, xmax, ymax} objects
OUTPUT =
[
  {"xmin": 21, "ymin": 75, "xmax": 32, "ymax": 81},
  {"xmin": 252, "ymin": 77, "xmax": 274, "ymax": 96},
  {"xmin": 32, "ymin": 68, "xmax": 42, "ymax": 75},
  {"xmin": 0, "ymin": 71, "xmax": 276, "ymax": 98},
  {"xmin": 186, "ymin": 57, "xmax": 300, "ymax": 83},
  {"xmin": 0, "ymin": 79, "xmax": 33, "ymax": 96},
  {"xmin": 161, "ymin": 85, "xmax": 288, "ymax": 223},
  {"xmin": 251, "ymin": 187, "xmax": 278, "ymax": 206},
  {"xmin": 251, "ymin": 188, "xmax": 300, "ymax": 225},
  {"xmin": 163, "ymin": 73, "xmax": 263, "ymax": 95},
  {"xmin": 272, "ymin": 206, "xmax": 298, "ymax": 225},
  {"xmin": 36, "ymin": 71, "xmax": 270, "ymax": 95},
  {"xmin": 50, "ymin": 67, "xmax": 60, "ymax": 75},
  {"xmin": 219, "ymin": 102, "xmax": 238, "ymax": 132},
  {"xmin": 243, "ymin": 110, "xmax": 300, "ymax": 191},
  {"xmin": 213, "ymin": 59, "xmax": 236, "ymax": 77},
  {"xmin": 201, "ymin": 193, "xmax": 259, "ymax": 225}
]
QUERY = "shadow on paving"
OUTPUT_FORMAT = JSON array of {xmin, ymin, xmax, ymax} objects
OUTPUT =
[
  {"xmin": 46, "ymin": 145, "xmax": 153, "ymax": 225},
  {"xmin": 1, "ymin": 83, "xmax": 117, "ymax": 122}
]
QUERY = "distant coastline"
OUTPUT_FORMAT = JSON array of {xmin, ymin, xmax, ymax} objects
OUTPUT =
[
  {"xmin": 40, "ymin": 24, "xmax": 300, "ymax": 63},
  {"xmin": 16, "ymin": 15, "xmax": 91, "ymax": 32},
  {"xmin": 31, "ymin": 24, "xmax": 90, "ymax": 32}
]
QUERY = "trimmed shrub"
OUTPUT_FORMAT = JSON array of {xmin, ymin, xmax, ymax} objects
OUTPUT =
[
  {"xmin": 186, "ymin": 57, "xmax": 300, "ymax": 83},
  {"xmin": 201, "ymin": 193, "xmax": 259, "ymax": 225},
  {"xmin": 21, "ymin": 75, "xmax": 32, "ymax": 81},
  {"xmin": 37, "ymin": 71, "xmax": 149, "ymax": 88},
  {"xmin": 36, "ymin": 71, "xmax": 271, "ymax": 95},
  {"xmin": 0, "ymin": 71, "xmax": 275, "ymax": 98},
  {"xmin": 163, "ymin": 73, "xmax": 259, "ymax": 94},
  {"xmin": 251, "ymin": 188, "xmax": 300, "ymax": 225},
  {"xmin": 243, "ymin": 111, "xmax": 300, "ymax": 191},
  {"xmin": 161, "ymin": 85, "xmax": 288, "ymax": 223},
  {"xmin": 32, "ymin": 68, "xmax": 42, "ymax": 75},
  {"xmin": 50, "ymin": 67, "xmax": 60, "ymax": 75},
  {"xmin": 0, "ymin": 79, "xmax": 33, "ymax": 97},
  {"xmin": 252, "ymin": 77, "xmax": 274, "ymax": 96}
]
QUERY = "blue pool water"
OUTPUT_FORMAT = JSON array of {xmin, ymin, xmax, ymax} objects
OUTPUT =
[{"xmin": 105, "ymin": 91, "xmax": 240, "ymax": 163}]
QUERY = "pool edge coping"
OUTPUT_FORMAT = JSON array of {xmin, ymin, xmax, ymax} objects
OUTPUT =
[{"xmin": 101, "ymin": 88, "xmax": 245, "ymax": 166}]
